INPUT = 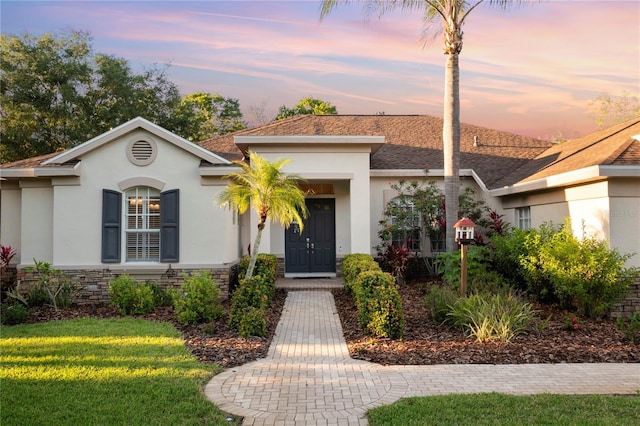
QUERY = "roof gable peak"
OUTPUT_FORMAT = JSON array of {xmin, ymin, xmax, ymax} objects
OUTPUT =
[{"xmin": 43, "ymin": 116, "xmax": 231, "ymax": 165}]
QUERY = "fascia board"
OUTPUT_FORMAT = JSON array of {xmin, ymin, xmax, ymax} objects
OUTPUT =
[
  {"xmin": 0, "ymin": 163, "xmax": 81, "ymax": 178},
  {"xmin": 370, "ymin": 169, "xmax": 489, "ymax": 192},
  {"xmin": 488, "ymin": 165, "xmax": 638, "ymax": 197},
  {"xmin": 235, "ymin": 135, "xmax": 385, "ymax": 154}
]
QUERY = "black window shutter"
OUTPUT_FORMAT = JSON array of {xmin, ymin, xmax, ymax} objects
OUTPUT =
[
  {"xmin": 102, "ymin": 189, "xmax": 121, "ymax": 263},
  {"xmin": 160, "ymin": 189, "xmax": 179, "ymax": 262}
]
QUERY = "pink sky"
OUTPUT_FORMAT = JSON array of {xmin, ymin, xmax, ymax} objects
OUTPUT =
[{"xmin": 1, "ymin": 0, "xmax": 638, "ymax": 139}]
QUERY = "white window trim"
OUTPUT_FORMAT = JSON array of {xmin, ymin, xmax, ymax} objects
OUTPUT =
[{"xmin": 125, "ymin": 187, "xmax": 161, "ymax": 262}]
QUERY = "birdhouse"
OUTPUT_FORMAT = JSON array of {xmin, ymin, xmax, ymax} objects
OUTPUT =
[{"xmin": 454, "ymin": 217, "xmax": 476, "ymax": 244}]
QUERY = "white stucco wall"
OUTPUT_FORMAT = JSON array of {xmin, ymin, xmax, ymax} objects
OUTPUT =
[
  {"xmin": 247, "ymin": 142, "xmax": 374, "ymax": 257},
  {"xmin": 20, "ymin": 181, "xmax": 54, "ymax": 264},
  {"xmin": 48, "ymin": 129, "xmax": 237, "ymax": 268},
  {"xmin": 0, "ymin": 181, "xmax": 22, "ymax": 263},
  {"xmin": 609, "ymin": 179, "xmax": 640, "ymax": 267},
  {"xmin": 502, "ymin": 179, "xmax": 640, "ymax": 268}
]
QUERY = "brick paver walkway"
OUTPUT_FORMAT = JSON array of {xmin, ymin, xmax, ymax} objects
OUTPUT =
[{"xmin": 205, "ymin": 280, "xmax": 640, "ymax": 425}]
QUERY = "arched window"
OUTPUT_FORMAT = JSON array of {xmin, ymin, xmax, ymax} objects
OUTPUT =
[
  {"xmin": 389, "ymin": 196, "xmax": 421, "ymax": 251},
  {"xmin": 102, "ymin": 187, "xmax": 179, "ymax": 264},
  {"xmin": 125, "ymin": 187, "xmax": 161, "ymax": 261}
]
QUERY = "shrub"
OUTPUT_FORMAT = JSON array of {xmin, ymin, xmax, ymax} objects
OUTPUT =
[
  {"xmin": 1, "ymin": 303, "xmax": 29, "ymax": 325},
  {"xmin": 447, "ymin": 293, "xmax": 535, "ymax": 343},
  {"xmin": 239, "ymin": 254, "xmax": 277, "ymax": 285},
  {"xmin": 436, "ymin": 245, "xmax": 494, "ymax": 295},
  {"xmin": 519, "ymin": 220, "xmax": 638, "ymax": 318},
  {"xmin": 173, "ymin": 271, "xmax": 223, "ymax": 325},
  {"xmin": 200, "ymin": 321, "xmax": 217, "ymax": 336},
  {"xmin": 24, "ymin": 260, "xmax": 80, "ymax": 310},
  {"xmin": 377, "ymin": 243, "xmax": 411, "ymax": 286},
  {"xmin": 353, "ymin": 270, "xmax": 404, "ymax": 338},
  {"xmin": 228, "ymin": 275, "xmax": 271, "ymax": 331},
  {"xmin": 491, "ymin": 228, "xmax": 533, "ymax": 293},
  {"xmin": 27, "ymin": 284, "xmax": 50, "ymax": 307},
  {"xmin": 467, "ymin": 270, "xmax": 511, "ymax": 296},
  {"xmin": 238, "ymin": 306, "xmax": 267, "ymax": 337},
  {"xmin": 615, "ymin": 313, "xmax": 640, "ymax": 343},
  {"xmin": 343, "ymin": 253, "xmax": 380, "ymax": 294},
  {"xmin": 366, "ymin": 283, "xmax": 404, "ymax": 339},
  {"xmin": 149, "ymin": 282, "xmax": 173, "ymax": 307},
  {"xmin": 238, "ymin": 254, "xmax": 277, "ymax": 300},
  {"xmin": 424, "ymin": 284, "xmax": 459, "ymax": 324},
  {"xmin": 108, "ymin": 273, "xmax": 155, "ymax": 315}
]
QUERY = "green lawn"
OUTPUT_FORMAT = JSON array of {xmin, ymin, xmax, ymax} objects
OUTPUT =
[
  {"xmin": 367, "ymin": 393, "xmax": 640, "ymax": 426},
  {"xmin": 4, "ymin": 319, "xmax": 639, "ymax": 426},
  {"xmin": 0, "ymin": 318, "xmax": 232, "ymax": 425}
]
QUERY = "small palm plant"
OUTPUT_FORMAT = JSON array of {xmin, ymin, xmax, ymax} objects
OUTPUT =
[{"xmin": 219, "ymin": 151, "xmax": 308, "ymax": 279}]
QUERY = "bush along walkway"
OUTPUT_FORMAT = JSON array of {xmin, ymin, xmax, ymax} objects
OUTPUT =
[{"xmin": 204, "ymin": 281, "xmax": 640, "ymax": 426}]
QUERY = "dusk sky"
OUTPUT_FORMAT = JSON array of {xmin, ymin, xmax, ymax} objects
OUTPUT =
[{"xmin": 1, "ymin": 0, "xmax": 638, "ymax": 140}]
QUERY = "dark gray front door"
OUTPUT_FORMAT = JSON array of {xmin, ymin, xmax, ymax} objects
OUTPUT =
[{"xmin": 285, "ymin": 199, "xmax": 336, "ymax": 274}]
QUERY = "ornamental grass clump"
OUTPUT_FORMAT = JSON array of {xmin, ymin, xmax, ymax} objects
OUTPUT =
[
  {"xmin": 447, "ymin": 293, "xmax": 534, "ymax": 343},
  {"xmin": 423, "ymin": 284, "xmax": 458, "ymax": 324}
]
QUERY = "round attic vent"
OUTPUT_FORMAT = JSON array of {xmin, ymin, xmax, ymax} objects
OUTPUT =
[{"xmin": 127, "ymin": 139, "xmax": 157, "ymax": 166}]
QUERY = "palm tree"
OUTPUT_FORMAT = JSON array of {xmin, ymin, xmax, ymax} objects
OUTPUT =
[
  {"xmin": 321, "ymin": 0, "xmax": 521, "ymax": 251},
  {"xmin": 219, "ymin": 151, "xmax": 308, "ymax": 278}
]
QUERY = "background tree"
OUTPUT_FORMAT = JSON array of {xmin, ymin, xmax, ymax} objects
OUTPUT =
[
  {"xmin": 322, "ymin": 0, "xmax": 522, "ymax": 251},
  {"xmin": 219, "ymin": 152, "xmax": 308, "ymax": 279},
  {"xmin": 275, "ymin": 96, "xmax": 338, "ymax": 120},
  {"xmin": 588, "ymin": 91, "xmax": 640, "ymax": 128},
  {"xmin": 173, "ymin": 92, "xmax": 246, "ymax": 141},
  {"xmin": 248, "ymin": 99, "xmax": 273, "ymax": 126},
  {"xmin": 1, "ymin": 30, "xmax": 244, "ymax": 162},
  {"xmin": 86, "ymin": 54, "xmax": 182, "ymax": 133},
  {"xmin": 1, "ymin": 31, "xmax": 93, "ymax": 161}
]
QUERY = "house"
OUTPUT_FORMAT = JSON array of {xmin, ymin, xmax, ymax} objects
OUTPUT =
[{"xmin": 1, "ymin": 115, "xmax": 638, "ymax": 307}]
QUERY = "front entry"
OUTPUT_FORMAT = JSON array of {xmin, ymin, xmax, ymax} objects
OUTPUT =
[{"xmin": 285, "ymin": 199, "xmax": 336, "ymax": 275}]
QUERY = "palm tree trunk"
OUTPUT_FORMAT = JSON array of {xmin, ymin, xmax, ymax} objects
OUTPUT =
[
  {"xmin": 245, "ymin": 222, "xmax": 265, "ymax": 279},
  {"xmin": 443, "ymin": 51, "xmax": 460, "ymax": 252}
]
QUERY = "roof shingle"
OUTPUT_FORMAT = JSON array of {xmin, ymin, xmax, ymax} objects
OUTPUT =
[{"xmin": 199, "ymin": 115, "xmax": 551, "ymax": 189}]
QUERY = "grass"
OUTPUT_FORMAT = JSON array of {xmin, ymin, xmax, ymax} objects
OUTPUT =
[
  {"xmin": 367, "ymin": 393, "xmax": 640, "ymax": 426},
  {"xmin": 0, "ymin": 318, "xmax": 232, "ymax": 425}
]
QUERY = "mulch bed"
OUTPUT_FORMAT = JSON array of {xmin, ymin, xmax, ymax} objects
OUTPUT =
[
  {"xmin": 23, "ymin": 289, "xmax": 288, "ymax": 368},
  {"xmin": 333, "ymin": 283, "xmax": 639, "ymax": 365},
  {"xmin": 20, "ymin": 284, "xmax": 639, "ymax": 367}
]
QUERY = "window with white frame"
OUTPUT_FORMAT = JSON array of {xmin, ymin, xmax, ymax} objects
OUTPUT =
[
  {"xmin": 125, "ymin": 187, "xmax": 161, "ymax": 261},
  {"xmin": 516, "ymin": 206, "xmax": 531, "ymax": 230},
  {"xmin": 389, "ymin": 197, "xmax": 421, "ymax": 251}
]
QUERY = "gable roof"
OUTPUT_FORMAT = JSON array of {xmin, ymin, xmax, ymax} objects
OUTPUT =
[
  {"xmin": 521, "ymin": 116, "xmax": 640, "ymax": 183},
  {"xmin": 489, "ymin": 117, "xmax": 640, "ymax": 196},
  {"xmin": 43, "ymin": 116, "xmax": 230, "ymax": 165},
  {"xmin": 1, "ymin": 117, "xmax": 231, "ymax": 174},
  {"xmin": 200, "ymin": 115, "xmax": 551, "ymax": 189}
]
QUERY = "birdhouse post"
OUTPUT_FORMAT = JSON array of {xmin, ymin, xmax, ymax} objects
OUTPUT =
[{"xmin": 454, "ymin": 218, "xmax": 476, "ymax": 297}]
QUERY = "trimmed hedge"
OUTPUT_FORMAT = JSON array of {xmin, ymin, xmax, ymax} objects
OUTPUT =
[
  {"xmin": 342, "ymin": 253, "xmax": 381, "ymax": 294},
  {"xmin": 239, "ymin": 254, "xmax": 278, "ymax": 286},
  {"xmin": 349, "ymin": 265, "xmax": 404, "ymax": 339},
  {"xmin": 229, "ymin": 255, "xmax": 278, "ymax": 337}
]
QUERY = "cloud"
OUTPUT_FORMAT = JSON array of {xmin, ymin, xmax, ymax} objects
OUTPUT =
[{"xmin": 1, "ymin": 0, "xmax": 637, "ymax": 138}]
